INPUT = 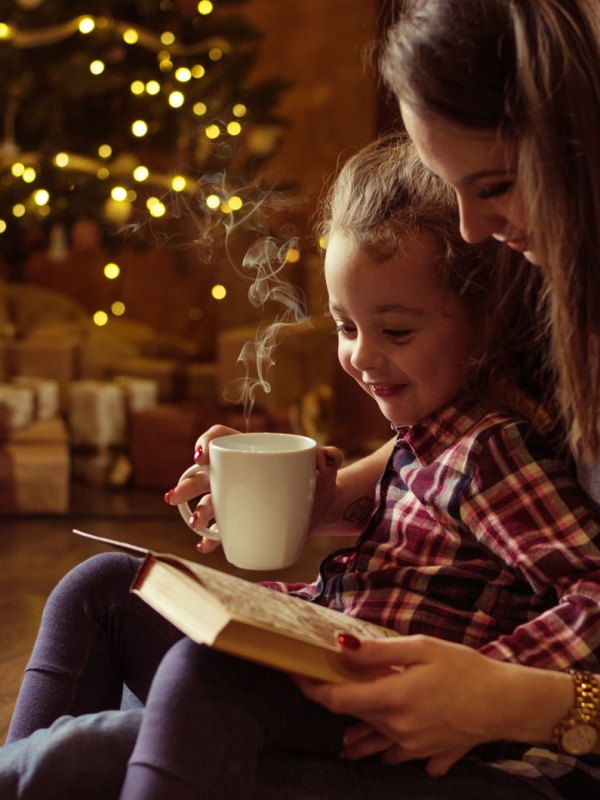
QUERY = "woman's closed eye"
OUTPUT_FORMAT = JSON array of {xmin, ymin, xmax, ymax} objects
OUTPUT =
[{"xmin": 477, "ymin": 181, "xmax": 513, "ymax": 200}]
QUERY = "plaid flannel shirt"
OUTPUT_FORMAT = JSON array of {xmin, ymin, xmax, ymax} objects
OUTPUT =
[{"xmin": 267, "ymin": 396, "xmax": 600, "ymax": 671}]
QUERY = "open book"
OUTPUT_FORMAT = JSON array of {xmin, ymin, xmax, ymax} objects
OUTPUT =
[{"xmin": 74, "ymin": 529, "xmax": 400, "ymax": 683}]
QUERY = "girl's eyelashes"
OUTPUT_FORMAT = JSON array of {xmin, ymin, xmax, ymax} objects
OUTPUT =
[
  {"xmin": 333, "ymin": 322, "xmax": 413, "ymax": 340},
  {"xmin": 383, "ymin": 328, "xmax": 413, "ymax": 339},
  {"xmin": 477, "ymin": 181, "xmax": 513, "ymax": 200},
  {"xmin": 333, "ymin": 322, "xmax": 356, "ymax": 336}
]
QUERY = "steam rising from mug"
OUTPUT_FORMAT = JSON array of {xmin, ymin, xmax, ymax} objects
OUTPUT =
[
  {"xmin": 120, "ymin": 171, "xmax": 312, "ymax": 426},
  {"xmin": 223, "ymin": 235, "xmax": 310, "ymax": 422}
]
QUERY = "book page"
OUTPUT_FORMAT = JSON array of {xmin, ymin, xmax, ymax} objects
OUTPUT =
[{"xmin": 181, "ymin": 558, "xmax": 400, "ymax": 650}]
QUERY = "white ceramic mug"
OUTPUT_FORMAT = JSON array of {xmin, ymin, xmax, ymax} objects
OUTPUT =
[{"xmin": 177, "ymin": 432, "xmax": 317, "ymax": 570}]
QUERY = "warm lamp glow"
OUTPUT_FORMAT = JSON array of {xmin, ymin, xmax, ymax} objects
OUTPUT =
[
  {"xmin": 171, "ymin": 175, "xmax": 187, "ymax": 192},
  {"xmin": 131, "ymin": 120, "xmax": 148, "ymax": 137},
  {"xmin": 205, "ymin": 124, "xmax": 220, "ymax": 139},
  {"xmin": 34, "ymin": 189, "xmax": 50, "ymax": 206},
  {"xmin": 147, "ymin": 197, "xmax": 166, "ymax": 217},
  {"xmin": 111, "ymin": 186, "xmax": 128, "ymax": 202},
  {"xmin": 227, "ymin": 121, "xmax": 241, "ymax": 136},
  {"xmin": 175, "ymin": 68, "xmax": 192, "ymax": 82},
  {"xmin": 169, "ymin": 91, "xmax": 185, "ymax": 108},
  {"xmin": 90, "ymin": 60, "xmax": 105, "ymax": 75},
  {"xmin": 98, "ymin": 144, "xmax": 112, "ymax": 158},
  {"xmin": 54, "ymin": 152, "xmax": 69, "ymax": 168},
  {"xmin": 104, "ymin": 262, "xmax": 120, "ymax": 279},
  {"xmin": 93, "ymin": 310, "xmax": 108, "ymax": 327},
  {"xmin": 211, "ymin": 284, "xmax": 227, "ymax": 300},
  {"xmin": 123, "ymin": 29, "xmax": 139, "ymax": 44},
  {"xmin": 205, "ymin": 194, "xmax": 220, "ymax": 209},
  {"xmin": 112, "ymin": 301, "xmax": 126, "ymax": 316},
  {"xmin": 228, "ymin": 195, "xmax": 243, "ymax": 210},
  {"xmin": 133, "ymin": 166, "xmax": 149, "ymax": 181},
  {"xmin": 285, "ymin": 247, "xmax": 301, "ymax": 263},
  {"xmin": 78, "ymin": 17, "xmax": 96, "ymax": 34},
  {"xmin": 197, "ymin": 1, "xmax": 213, "ymax": 14}
]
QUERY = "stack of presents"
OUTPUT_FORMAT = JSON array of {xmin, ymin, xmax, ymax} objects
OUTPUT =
[{"xmin": 0, "ymin": 280, "xmax": 388, "ymax": 516}]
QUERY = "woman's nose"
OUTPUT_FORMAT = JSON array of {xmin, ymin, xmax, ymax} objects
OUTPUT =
[{"xmin": 457, "ymin": 196, "xmax": 506, "ymax": 244}]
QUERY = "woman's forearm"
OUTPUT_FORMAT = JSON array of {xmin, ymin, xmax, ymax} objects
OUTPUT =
[{"xmin": 313, "ymin": 437, "xmax": 394, "ymax": 534}]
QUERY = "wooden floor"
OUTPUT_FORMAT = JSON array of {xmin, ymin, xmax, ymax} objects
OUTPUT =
[{"xmin": 0, "ymin": 482, "xmax": 344, "ymax": 744}]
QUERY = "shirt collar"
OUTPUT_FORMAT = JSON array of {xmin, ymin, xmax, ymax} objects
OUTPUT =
[{"xmin": 393, "ymin": 394, "xmax": 488, "ymax": 465}]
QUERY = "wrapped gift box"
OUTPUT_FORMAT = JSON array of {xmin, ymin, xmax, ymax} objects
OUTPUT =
[
  {"xmin": 12, "ymin": 376, "xmax": 60, "ymax": 421},
  {"xmin": 7, "ymin": 338, "xmax": 80, "ymax": 408},
  {"xmin": 108, "ymin": 356, "xmax": 186, "ymax": 401},
  {"xmin": 113, "ymin": 375, "xmax": 159, "ymax": 413},
  {"xmin": 0, "ymin": 417, "xmax": 70, "ymax": 514},
  {"xmin": 68, "ymin": 380, "xmax": 127, "ymax": 448},
  {"xmin": 131, "ymin": 402, "xmax": 220, "ymax": 488},
  {"xmin": 185, "ymin": 362, "xmax": 218, "ymax": 404},
  {"xmin": 0, "ymin": 383, "xmax": 35, "ymax": 432}
]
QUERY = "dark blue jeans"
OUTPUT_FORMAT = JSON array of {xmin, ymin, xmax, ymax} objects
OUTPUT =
[{"xmin": 6, "ymin": 553, "xmax": 550, "ymax": 799}]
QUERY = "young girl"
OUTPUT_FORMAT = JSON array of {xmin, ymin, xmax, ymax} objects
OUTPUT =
[{"xmin": 7, "ymin": 133, "xmax": 599, "ymax": 799}]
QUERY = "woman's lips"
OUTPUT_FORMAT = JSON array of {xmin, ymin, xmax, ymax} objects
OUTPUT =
[{"xmin": 505, "ymin": 239, "xmax": 529, "ymax": 253}]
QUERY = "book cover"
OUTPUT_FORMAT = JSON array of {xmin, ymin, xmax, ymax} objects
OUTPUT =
[{"xmin": 73, "ymin": 529, "xmax": 400, "ymax": 683}]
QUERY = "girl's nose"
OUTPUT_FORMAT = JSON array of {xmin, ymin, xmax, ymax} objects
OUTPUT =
[{"xmin": 350, "ymin": 334, "xmax": 385, "ymax": 372}]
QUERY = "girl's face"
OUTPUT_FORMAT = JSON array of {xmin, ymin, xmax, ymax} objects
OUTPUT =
[
  {"xmin": 401, "ymin": 104, "xmax": 539, "ymax": 265},
  {"xmin": 325, "ymin": 230, "xmax": 481, "ymax": 427}
]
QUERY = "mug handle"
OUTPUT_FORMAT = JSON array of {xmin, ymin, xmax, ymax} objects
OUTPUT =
[{"xmin": 176, "ymin": 463, "xmax": 221, "ymax": 541}]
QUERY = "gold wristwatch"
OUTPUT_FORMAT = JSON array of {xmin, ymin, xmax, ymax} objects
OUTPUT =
[{"xmin": 553, "ymin": 669, "xmax": 600, "ymax": 756}]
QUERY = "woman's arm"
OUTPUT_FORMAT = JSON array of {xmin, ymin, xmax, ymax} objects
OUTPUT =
[
  {"xmin": 309, "ymin": 437, "xmax": 395, "ymax": 536},
  {"xmin": 296, "ymin": 635, "xmax": 582, "ymax": 776}
]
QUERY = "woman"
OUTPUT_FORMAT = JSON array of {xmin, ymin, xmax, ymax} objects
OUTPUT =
[{"xmin": 288, "ymin": 0, "xmax": 600, "ymax": 794}]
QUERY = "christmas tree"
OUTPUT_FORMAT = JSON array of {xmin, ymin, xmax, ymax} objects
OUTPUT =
[{"xmin": 0, "ymin": 0, "xmax": 287, "ymax": 280}]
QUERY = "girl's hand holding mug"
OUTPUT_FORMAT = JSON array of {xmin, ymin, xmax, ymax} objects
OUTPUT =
[
  {"xmin": 168, "ymin": 429, "xmax": 319, "ymax": 571},
  {"xmin": 164, "ymin": 424, "xmax": 344, "ymax": 558}
]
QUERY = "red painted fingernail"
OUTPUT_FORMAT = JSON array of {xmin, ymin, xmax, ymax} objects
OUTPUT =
[
  {"xmin": 189, "ymin": 513, "xmax": 198, "ymax": 529},
  {"xmin": 164, "ymin": 489, "xmax": 175, "ymax": 504},
  {"xmin": 336, "ymin": 632, "xmax": 361, "ymax": 650},
  {"xmin": 194, "ymin": 446, "xmax": 203, "ymax": 462}
]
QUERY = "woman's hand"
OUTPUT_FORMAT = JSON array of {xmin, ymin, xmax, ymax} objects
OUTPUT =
[{"xmin": 296, "ymin": 635, "xmax": 572, "ymax": 776}]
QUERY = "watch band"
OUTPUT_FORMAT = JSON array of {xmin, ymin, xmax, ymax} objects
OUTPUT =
[{"xmin": 553, "ymin": 669, "xmax": 600, "ymax": 756}]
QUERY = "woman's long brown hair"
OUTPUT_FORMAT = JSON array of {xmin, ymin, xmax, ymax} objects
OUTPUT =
[{"xmin": 382, "ymin": 0, "xmax": 600, "ymax": 460}]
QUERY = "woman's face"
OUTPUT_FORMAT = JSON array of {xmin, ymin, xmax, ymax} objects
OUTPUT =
[{"xmin": 401, "ymin": 103, "xmax": 539, "ymax": 265}]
